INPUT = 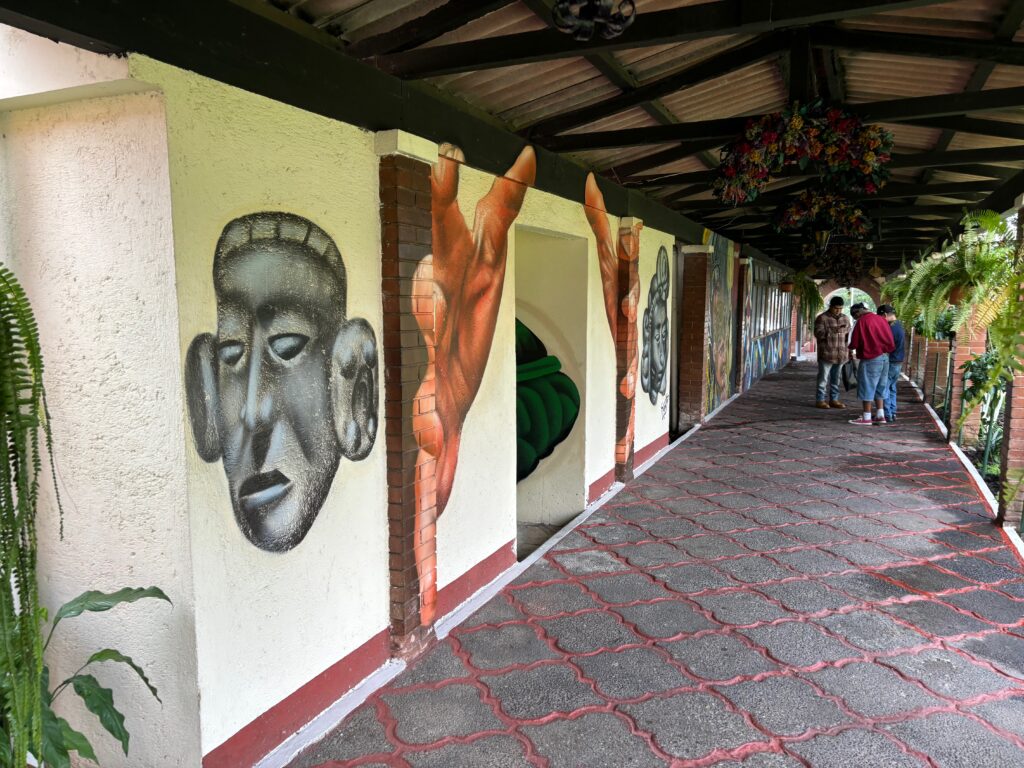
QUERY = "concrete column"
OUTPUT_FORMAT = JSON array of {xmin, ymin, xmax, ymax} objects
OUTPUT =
[{"xmin": 376, "ymin": 130, "xmax": 438, "ymax": 653}]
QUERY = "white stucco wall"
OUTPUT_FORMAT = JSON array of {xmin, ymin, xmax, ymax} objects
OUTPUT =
[
  {"xmin": 0, "ymin": 23, "xmax": 132, "ymax": 105},
  {"xmin": 515, "ymin": 227, "xmax": 589, "ymax": 526},
  {"xmin": 128, "ymin": 57, "xmax": 391, "ymax": 754},
  {"xmin": 634, "ymin": 226, "xmax": 675, "ymax": 450},
  {"xmin": 0, "ymin": 91, "xmax": 202, "ymax": 767}
]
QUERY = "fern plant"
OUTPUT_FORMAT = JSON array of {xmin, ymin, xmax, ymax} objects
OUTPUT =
[
  {"xmin": 787, "ymin": 271, "xmax": 824, "ymax": 329},
  {"xmin": 0, "ymin": 263, "xmax": 55, "ymax": 766}
]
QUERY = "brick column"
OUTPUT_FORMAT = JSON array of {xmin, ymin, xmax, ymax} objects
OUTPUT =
[
  {"xmin": 905, "ymin": 328, "xmax": 915, "ymax": 381},
  {"xmin": 997, "ymin": 276, "xmax": 1024, "ymax": 527},
  {"xmin": 615, "ymin": 218, "xmax": 642, "ymax": 481},
  {"xmin": 676, "ymin": 245, "xmax": 713, "ymax": 428},
  {"xmin": 921, "ymin": 338, "xmax": 948, "ymax": 407},
  {"xmin": 375, "ymin": 131, "xmax": 438, "ymax": 654},
  {"xmin": 789, "ymin": 295, "xmax": 800, "ymax": 360},
  {"xmin": 948, "ymin": 313, "xmax": 986, "ymax": 443}
]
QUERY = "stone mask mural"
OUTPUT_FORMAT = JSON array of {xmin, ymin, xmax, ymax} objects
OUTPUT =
[
  {"xmin": 641, "ymin": 246, "xmax": 669, "ymax": 404},
  {"xmin": 185, "ymin": 212, "xmax": 379, "ymax": 552}
]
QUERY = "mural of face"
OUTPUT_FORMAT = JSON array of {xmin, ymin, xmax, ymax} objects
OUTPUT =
[
  {"xmin": 185, "ymin": 213, "xmax": 378, "ymax": 552},
  {"xmin": 641, "ymin": 246, "xmax": 670, "ymax": 403}
]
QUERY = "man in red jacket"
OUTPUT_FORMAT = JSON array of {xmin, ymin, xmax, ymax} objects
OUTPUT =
[{"xmin": 848, "ymin": 303, "xmax": 895, "ymax": 425}]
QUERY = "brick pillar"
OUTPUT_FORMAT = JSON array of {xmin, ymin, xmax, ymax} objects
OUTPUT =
[
  {"xmin": 905, "ymin": 328, "xmax": 915, "ymax": 380},
  {"xmin": 615, "ymin": 218, "xmax": 642, "ymax": 481},
  {"xmin": 948, "ymin": 313, "xmax": 986, "ymax": 442},
  {"xmin": 676, "ymin": 245, "xmax": 713, "ymax": 428},
  {"xmin": 376, "ymin": 131, "xmax": 438, "ymax": 655},
  {"xmin": 997, "ymin": 276, "xmax": 1024, "ymax": 527},
  {"xmin": 921, "ymin": 338, "xmax": 948, "ymax": 406},
  {"xmin": 789, "ymin": 295, "xmax": 800, "ymax": 360}
]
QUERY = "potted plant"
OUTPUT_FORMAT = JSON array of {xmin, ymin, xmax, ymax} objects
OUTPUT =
[
  {"xmin": 779, "ymin": 278, "xmax": 794, "ymax": 293},
  {"xmin": 788, "ymin": 271, "xmax": 824, "ymax": 328},
  {"xmin": 1, "ymin": 263, "xmax": 167, "ymax": 765}
]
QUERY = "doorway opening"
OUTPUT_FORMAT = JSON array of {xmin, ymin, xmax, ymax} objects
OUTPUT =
[{"xmin": 514, "ymin": 228, "xmax": 588, "ymax": 560}]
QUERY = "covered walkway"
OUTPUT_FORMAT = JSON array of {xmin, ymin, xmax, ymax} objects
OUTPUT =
[{"xmin": 293, "ymin": 363, "xmax": 1024, "ymax": 768}]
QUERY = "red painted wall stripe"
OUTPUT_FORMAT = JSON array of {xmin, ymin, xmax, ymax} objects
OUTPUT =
[
  {"xmin": 635, "ymin": 432, "xmax": 670, "ymax": 467},
  {"xmin": 436, "ymin": 540, "xmax": 516, "ymax": 618},
  {"xmin": 588, "ymin": 467, "xmax": 616, "ymax": 503},
  {"xmin": 202, "ymin": 628, "xmax": 391, "ymax": 768},
  {"xmin": 202, "ymin": 540, "xmax": 516, "ymax": 767}
]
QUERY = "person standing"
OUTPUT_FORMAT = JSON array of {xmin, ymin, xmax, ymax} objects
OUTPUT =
[
  {"xmin": 877, "ymin": 304, "xmax": 905, "ymax": 423},
  {"xmin": 848, "ymin": 303, "xmax": 895, "ymax": 425},
  {"xmin": 813, "ymin": 295, "xmax": 852, "ymax": 409}
]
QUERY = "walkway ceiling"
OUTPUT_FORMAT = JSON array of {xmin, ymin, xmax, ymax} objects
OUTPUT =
[{"xmin": 268, "ymin": 0, "xmax": 1024, "ymax": 271}]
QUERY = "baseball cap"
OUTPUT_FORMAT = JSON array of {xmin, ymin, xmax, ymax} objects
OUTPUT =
[
  {"xmin": 877, "ymin": 304, "xmax": 895, "ymax": 315},
  {"xmin": 829, "ymin": 295, "xmax": 845, "ymax": 307}
]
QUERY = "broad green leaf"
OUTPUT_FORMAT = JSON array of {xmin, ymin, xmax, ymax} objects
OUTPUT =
[
  {"xmin": 85, "ymin": 648, "xmax": 161, "ymax": 702},
  {"xmin": 41, "ymin": 701, "xmax": 97, "ymax": 768},
  {"xmin": 70, "ymin": 674, "xmax": 130, "ymax": 755},
  {"xmin": 49, "ymin": 586, "xmax": 170, "ymax": 640}
]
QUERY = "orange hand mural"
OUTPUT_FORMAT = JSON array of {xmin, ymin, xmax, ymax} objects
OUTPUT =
[
  {"xmin": 413, "ymin": 143, "xmax": 536, "ymax": 625},
  {"xmin": 583, "ymin": 173, "xmax": 642, "ymax": 472}
]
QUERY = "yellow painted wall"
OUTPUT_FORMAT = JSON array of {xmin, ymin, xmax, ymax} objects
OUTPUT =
[{"xmin": 129, "ymin": 57, "xmax": 390, "ymax": 754}]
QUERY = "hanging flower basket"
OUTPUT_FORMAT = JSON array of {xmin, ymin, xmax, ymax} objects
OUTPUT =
[
  {"xmin": 775, "ymin": 189, "xmax": 872, "ymax": 239},
  {"xmin": 820, "ymin": 243, "xmax": 866, "ymax": 288},
  {"xmin": 779, "ymin": 280, "xmax": 795, "ymax": 293},
  {"xmin": 713, "ymin": 101, "xmax": 894, "ymax": 205}
]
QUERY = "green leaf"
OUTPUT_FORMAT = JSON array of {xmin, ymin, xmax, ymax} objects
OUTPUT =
[
  {"xmin": 85, "ymin": 648, "xmax": 161, "ymax": 702},
  {"xmin": 42, "ymin": 701, "xmax": 97, "ymax": 767},
  {"xmin": 69, "ymin": 674, "xmax": 130, "ymax": 755},
  {"xmin": 49, "ymin": 586, "xmax": 170, "ymax": 641}
]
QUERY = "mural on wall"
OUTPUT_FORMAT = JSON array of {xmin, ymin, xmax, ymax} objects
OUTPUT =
[
  {"xmin": 584, "ymin": 173, "xmax": 641, "ymax": 476},
  {"xmin": 185, "ymin": 212, "xmax": 379, "ymax": 552},
  {"xmin": 412, "ymin": 144, "xmax": 536, "ymax": 623},
  {"xmin": 515, "ymin": 319, "xmax": 581, "ymax": 481},
  {"xmin": 741, "ymin": 261, "xmax": 792, "ymax": 390},
  {"xmin": 705, "ymin": 233, "xmax": 737, "ymax": 413},
  {"xmin": 641, "ymin": 246, "xmax": 669, "ymax": 404}
]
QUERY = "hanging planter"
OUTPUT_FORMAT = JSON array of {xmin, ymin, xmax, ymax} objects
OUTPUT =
[
  {"xmin": 820, "ymin": 243, "xmax": 866, "ymax": 288},
  {"xmin": 949, "ymin": 285, "xmax": 966, "ymax": 304},
  {"xmin": 775, "ymin": 189, "xmax": 872, "ymax": 241},
  {"xmin": 779, "ymin": 279, "xmax": 795, "ymax": 293},
  {"xmin": 713, "ymin": 101, "xmax": 894, "ymax": 205}
]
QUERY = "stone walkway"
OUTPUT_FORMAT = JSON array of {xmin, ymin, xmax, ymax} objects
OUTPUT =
[{"xmin": 292, "ymin": 363, "xmax": 1024, "ymax": 768}]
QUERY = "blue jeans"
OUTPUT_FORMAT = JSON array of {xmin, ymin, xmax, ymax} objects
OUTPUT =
[
  {"xmin": 857, "ymin": 355, "xmax": 889, "ymax": 403},
  {"xmin": 884, "ymin": 361, "xmax": 902, "ymax": 416},
  {"xmin": 816, "ymin": 360, "xmax": 842, "ymax": 402}
]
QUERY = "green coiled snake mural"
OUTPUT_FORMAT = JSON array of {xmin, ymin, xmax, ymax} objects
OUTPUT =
[{"xmin": 515, "ymin": 319, "xmax": 581, "ymax": 482}]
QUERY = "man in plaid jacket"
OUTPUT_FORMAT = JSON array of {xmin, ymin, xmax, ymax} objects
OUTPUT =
[{"xmin": 813, "ymin": 295, "xmax": 852, "ymax": 409}]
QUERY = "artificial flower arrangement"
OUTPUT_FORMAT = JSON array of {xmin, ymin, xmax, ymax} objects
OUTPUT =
[
  {"xmin": 713, "ymin": 101, "xmax": 894, "ymax": 205},
  {"xmin": 819, "ymin": 243, "xmax": 866, "ymax": 288},
  {"xmin": 775, "ymin": 188, "xmax": 872, "ymax": 238}
]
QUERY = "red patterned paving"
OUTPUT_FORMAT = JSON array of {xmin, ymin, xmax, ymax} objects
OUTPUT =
[{"xmin": 292, "ymin": 364, "xmax": 1024, "ymax": 768}]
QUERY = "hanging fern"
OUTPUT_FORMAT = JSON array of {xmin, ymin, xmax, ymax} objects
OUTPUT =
[{"xmin": 0, "ymin": 263, "xmax": 61, "ymax": 765}]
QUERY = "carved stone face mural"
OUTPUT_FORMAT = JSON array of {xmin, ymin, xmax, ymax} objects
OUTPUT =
[
  {"xmin": 185, "ymin": 212, "xmax": 379, "ymax": 552},
  {"xmin": 641, "ymin": 246, "xmax": 669, "ymax": 404}
]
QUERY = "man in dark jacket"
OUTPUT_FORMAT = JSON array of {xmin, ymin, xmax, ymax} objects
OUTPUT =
[
  {"xmin": 848, "ymin": 303, "xmax": 895, "ymax": 425},
  {"xmin": 877, "ymin": 304, "xmax": 905, "ymax": 423},
  {"xmin": 813, "ymin": 295, "xmax": 852, "ymax": 409}
]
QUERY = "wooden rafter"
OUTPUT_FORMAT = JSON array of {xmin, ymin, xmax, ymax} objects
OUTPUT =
[{"xmin": 374, "ymin": 0, "xmax": 950, "ymax": 78}]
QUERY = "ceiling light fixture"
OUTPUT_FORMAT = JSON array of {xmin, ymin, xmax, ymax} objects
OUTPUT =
[{"xmin": 553, "ymin": 1, "xmax": 637, "ymax": 41}]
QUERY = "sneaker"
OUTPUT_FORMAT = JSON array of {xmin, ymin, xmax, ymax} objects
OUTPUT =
[
  {"xmin": 815, "ymin": 402, "xmax": 831, "ymax": 409},
  {"xmin": 885, "ymin": 415, "xmax": 895, "ymax": 424},
  {"xmin": 849, "ymin": 417, "xmax": 874, "ymax": 426},
  {"xmin": 828, "ymin": 401, "xmax": 846, "ymax": 409}
]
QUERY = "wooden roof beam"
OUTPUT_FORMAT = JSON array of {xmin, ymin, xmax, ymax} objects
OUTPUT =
[
  {"xmin": 346, "ymin": 0, "xmax": 515, "ymax": 57},
  {"xmin": 813, "ymin": 26, "xmax": 1024, "ymax": 67},
  {"xmin": 375, "ymin": 0, "xmax": 950, "ymax": 78}
]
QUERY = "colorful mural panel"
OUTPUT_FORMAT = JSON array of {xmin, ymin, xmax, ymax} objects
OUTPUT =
[
  {"xmin": 184, "ymin": 212, "xmax": 379, "ymax": 553},
  {"xmin": 515, "ymin": 319, "xmax": 581, "ymax": 481},
  {"xmin": 641, "ymin": 246, "xmax": 669, "ymax": 405},
  {"xmin": 585, "ymin": 174, "xmax": 641, "ymax": 474},
  {"xmin": 741, "ymin": 259, "xmax": 793, "ymax": 391},
  {"xmin": 705, "ymin": 233, "xmax": 738, "ymax": 413},
  {"xmin": 413, "ymin": 144, "xmax": 536, "ymax": 623}
]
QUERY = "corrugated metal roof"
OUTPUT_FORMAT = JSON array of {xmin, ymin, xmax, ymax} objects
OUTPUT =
[{"xmin": 261, "ymin": 0, "xmax": 1024, "ymax": 264}]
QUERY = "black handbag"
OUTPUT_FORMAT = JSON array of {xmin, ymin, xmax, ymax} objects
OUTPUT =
[{"xmin": 841, "ymin": 359, "xmax": 858, "ymax": 392}]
